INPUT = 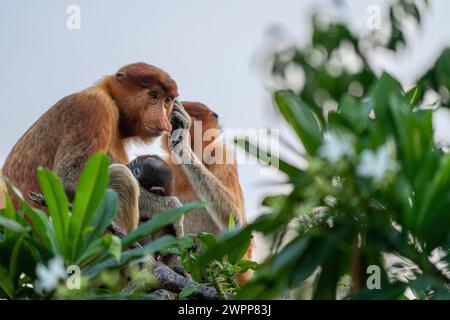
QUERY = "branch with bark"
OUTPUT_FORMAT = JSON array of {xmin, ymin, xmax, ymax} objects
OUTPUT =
[
  {"xmin": 30, "ymin": 193, "xmax": 222, "ymax": 300},
  {"xmin": 109, "ymin": 221, "xmax": 221, "ymax": 300}
]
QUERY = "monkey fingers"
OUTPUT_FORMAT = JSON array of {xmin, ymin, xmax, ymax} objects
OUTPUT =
[
  {"xmin": 29, "ymin": 191, "xmax": 74, "ymax": 210},
  {"xmin": 29, "ymin": 191, "xmax": 47, "ymax": 207},
  {"xmin": 170, "ymin": 110, "xmax": 190, "ymax": 131},
  {"xmin": 169, "ymin": 127, "xmax": 190, "ymax": 153},
  {"xmin": 173, "ymin": 100, "xmax": 192, "ymax": 124}
]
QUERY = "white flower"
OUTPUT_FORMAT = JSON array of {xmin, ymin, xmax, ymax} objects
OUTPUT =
[
  {"xmin": 318, "ymin": 131, "xmax": 355, "ymax": 163},
  {"xmin": 357, "ymin": 141, "xmax": 399, "ymax": 181},
  {"xmin": 35, "ymin": 256, "xmax": 67, "ymax": 293}
]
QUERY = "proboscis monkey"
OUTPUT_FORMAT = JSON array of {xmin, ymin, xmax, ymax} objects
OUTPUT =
[
  {"xmin": 165, "ymin": 101, "xmax": 253, "ymax": 282},
  {"xmin": 3, "ymin": 63, "xmax": 182, "ymax": 232}
]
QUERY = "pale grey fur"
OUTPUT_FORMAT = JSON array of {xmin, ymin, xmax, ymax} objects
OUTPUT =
[
  {"xmin": 182, "ymin": 151, "xmax": 241, "ymax": 231},
  {"xmin": 168, "ymin": 102, "xmax": 241, "ymax": 235},
  {"xmin": 138, "ymin": 186, "xmax": 184, "ymax": 237},
  {"xmin": 108, "ymin": 164, "xmax": 140, "ymax": 233}
]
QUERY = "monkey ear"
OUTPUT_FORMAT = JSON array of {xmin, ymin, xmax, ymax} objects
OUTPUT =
[{"xmin": 115, "ymin": 71, "xmax": 127, "ymax": 80}]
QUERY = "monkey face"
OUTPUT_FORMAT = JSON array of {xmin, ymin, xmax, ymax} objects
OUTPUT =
[
  {"xmin": 128, "ymin": 155, "xmax": 174, "ymax": 196},
  {"xmin": 139, "ymin": 90, "xmax": 175, "ymax": 137},
  {"xmin": 112, "ymin": 63, "xmax": 178, "ymax": 139},
  {"xmin": 128, "ymin": 158, "xmax": 145, "ymax": 181}
]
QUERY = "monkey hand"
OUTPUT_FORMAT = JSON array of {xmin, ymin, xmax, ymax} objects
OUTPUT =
[
  {"xmin": 169, "ymin": 101, "xmax": 193, "ymax": 164},
  {"xmin": 171, "ymin": 100, "xmax": 192, "ymax": 131}
]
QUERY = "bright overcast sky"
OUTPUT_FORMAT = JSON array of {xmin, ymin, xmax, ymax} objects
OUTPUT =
[{"xmin": 1, "ymin": 0, "xmax": 450, "ymax": 241}]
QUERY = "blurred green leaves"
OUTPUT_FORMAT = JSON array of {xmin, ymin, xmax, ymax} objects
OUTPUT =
[
  {"xmin": 0, "ymin": 153, "xmax": 201, "ymax": 299},
  {"xmin": 274, "ymin": 90, "xmax": 323, "ymax": 154},
  {"xmin": 234, "ymin": 68, "xmax": 450, "ymax": 299}
]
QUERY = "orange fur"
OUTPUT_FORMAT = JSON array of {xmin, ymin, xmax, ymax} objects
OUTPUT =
[
  {"xmin": 3, "ymin": 62, "xmax": 177, "ymax": 209},
  {"xmin": 164, "ymin": 101, "xmax": 253, "ymax": 282},
  {"xmin": 0, "ymin": 168, "xmax": 6, "ymax": 209}
]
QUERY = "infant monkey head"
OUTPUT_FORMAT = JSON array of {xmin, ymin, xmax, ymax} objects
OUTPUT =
[{"xmin": 128, "ymin": 155, "xmax": 174, "ymax": 196}]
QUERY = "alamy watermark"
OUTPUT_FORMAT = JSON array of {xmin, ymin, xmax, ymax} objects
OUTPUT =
[
  {"xmin": 366, "ymin": 265, "xmax": 381, "ymax": 290},
  {"xmin": 66, "ymin": 5, "xmax": 81, "ymax": 30},
  {"xmin": 366, "ymin": 5, "xmax": 382, "ymax": 31},
  {"xmin": 169, "ymin": 121, "xmax": 280, "ymax": 176}
]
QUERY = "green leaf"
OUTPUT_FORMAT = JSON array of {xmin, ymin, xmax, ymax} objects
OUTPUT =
[
  {"xmin": 0, "ymin": 216, "xmax": 28, "ymax": 234},
  {"xmin": 69, "ymin": 153, "xmax": 110, "ymax": 261},
  {"xmin": 371, "ymin": 73, "xmax": 404, "ymax": 134},
  {"xmin": 228, "ymin": 215, "xmax": 236, "ymax": 230},
  {"xmin": 337, "ymin": 95, "xmax": 373, "ymax": 133},
  {"xmin": 237, "ymin": 260, "xmax": 259, "ymax": 271},
  {"xmin": 122, "ymin": 202, "xmax": 204, "ymax": 247},
  {"xmin": 274, "ymin": 90, "xmax": 323, "ymax": 154},
  {"xmin": 415, "ymin": 155, "xmax": 450, "ymax": 247},
  {"xmin": 196, "ymin": 233, "xmax": 217, "ymax": 251},
  {"xmin": 405, "ymin": 86, "xmax": 422, "ymax": 107},
  {"xmin": 21, "ymin": 205, "xmax": 59, "ymax": 254},
  {"xmin": 3, "ymin": 178, "xmax": 58, "ymax": 253},
  {"xmin": 348, "ymin": 282, "xmax": 407, "ymax": 300},
  {"xmin": 108, "ymin": 235, "xmax": 122, "ymax": 262},
  {"xmin": 37, "ymin": 168, "xmax": 70, "ymax": 255},
  {"xmin": 0, "ymin": 266, "xmax": 14, "ymax": 299},
  {"xmin": 228, "ymin": 235, "xmax": 251, "ymax": 265},
  {"xmin": 0, "ymin": 193, "xmax": 18, "ymax": 239},
  {"xmin": 197, "ymin": 228, "xmax": 253, "ymax": 267},
  {"xmin": 9, "ymin": 234, "xmax": 25, "ymax": 279},
  {"xmin": 77, "ymin": 233, "xmax": 121, "ymax": 264},
  {"xmin": 312, "ymin": 249, "xmax": 343, "ymax": 300},
  {"xmin": 290, "ymin": 238, "xmax": 332, "ymax": 285},
  {"xmin": 84, "ymin": 235, "xmax": 176, "ymax": 279},
  {"xmin": 84, "ymin": 189, "xmax": 118, "ymax": 248},
  {"xmin": 178, "ymin": 286, "xmax": 197, "ymax": 300},
  {"xmin": 235, "ymin": 138, "xmax": 311, "ymax": 187},
  {"xmin": 178, "ymin": 235, "xmax": 196, "ymax": 251}
]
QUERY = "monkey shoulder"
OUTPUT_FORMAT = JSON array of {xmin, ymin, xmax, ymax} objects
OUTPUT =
[{"xmin": 49, "ymin": 91, "xmax": 118, "ymax": 124}]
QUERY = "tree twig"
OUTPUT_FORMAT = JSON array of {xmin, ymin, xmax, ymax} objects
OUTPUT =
[{"xmin": 29, "ymin": 192, "xmax": 222, "ymax": 299}]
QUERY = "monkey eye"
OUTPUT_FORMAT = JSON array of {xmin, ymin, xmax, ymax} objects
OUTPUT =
[
  {"xmin": 133, "ymin": 167, "xmax": 141, "ymax": 176},
  {"xmin": 164, "ymin": 97, "xmax": 173, "ymax": 108},
  {"xmin": 148, "ymin": 91, "xmax": 159, "ymax": 103}
]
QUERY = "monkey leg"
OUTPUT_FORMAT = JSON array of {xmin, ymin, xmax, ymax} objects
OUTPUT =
[{"xmin": 108, "ymin": 164, "xmax": 140, "ymax": 233}]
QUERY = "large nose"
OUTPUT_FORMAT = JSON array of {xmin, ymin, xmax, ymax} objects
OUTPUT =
[
  {"xmin": 158, "ymin": 115, "xmax": 172, "ymax": 132},
  {"xmin": 155, "ymin": 103, "xmax": 172, "ymax": 132}
]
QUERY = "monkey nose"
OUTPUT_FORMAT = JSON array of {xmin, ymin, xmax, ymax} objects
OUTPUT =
[{"xmin": 160, "ymin": 120, "xmax": 172, "ymax": 132}]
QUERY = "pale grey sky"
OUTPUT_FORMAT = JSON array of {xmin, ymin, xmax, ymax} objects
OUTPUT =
[{"xmin": 1, "ymin": 0, "xmax": 450, "ymax": 242}]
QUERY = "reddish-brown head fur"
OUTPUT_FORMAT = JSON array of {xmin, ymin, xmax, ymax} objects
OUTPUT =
[
  {"xmin": 182, "ymin": 101, "xmax": 220, "ymax": 153},
  {"xmin": 105, "ymin": 62, "xmax": 178, "ymax": 141}
]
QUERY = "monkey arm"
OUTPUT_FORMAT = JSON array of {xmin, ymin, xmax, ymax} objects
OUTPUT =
[
  {"xmin": 138, "ymin": 187, "xmax": 185, "ymax": 237},
  {"xmin": 169, "ymin": 101, "xmax": 241, "ymax": 231},
  {"xmin": 54, "ymin": 142, "xmax": 103, "ymax": 200},
  {"xmin": 52, "ymin": 97, "xmax": 118, "ymax": 200},
  {"xmin": 138, "ymin": 186, "xmax": 182, "ymax": 216},
  {"xmin": 181, "ymin": 148, "xmax": 242, "ymax": 231}
]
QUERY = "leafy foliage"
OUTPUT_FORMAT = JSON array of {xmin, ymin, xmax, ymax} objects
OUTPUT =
[
  {"xmin": 0, "ymin": 153, "xmax": 201, "ymax": 299},
  {"xmin": 269, "ymin": 0, "xmax": 450, "ymax": 110},
  {"xmin": 162, "ymin": 229, "xmax": 257, "ymax": 299},
  {"xmin": 1, "ymin": 0, "xmax": 449, "ymax": 301},
  {"xmin": 214, "ymin": 0, "xmax": 450, "ymax": 300},
  {"xmin": 231, "ymin": 73, "xmax": 450, "ymax": 299}
]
